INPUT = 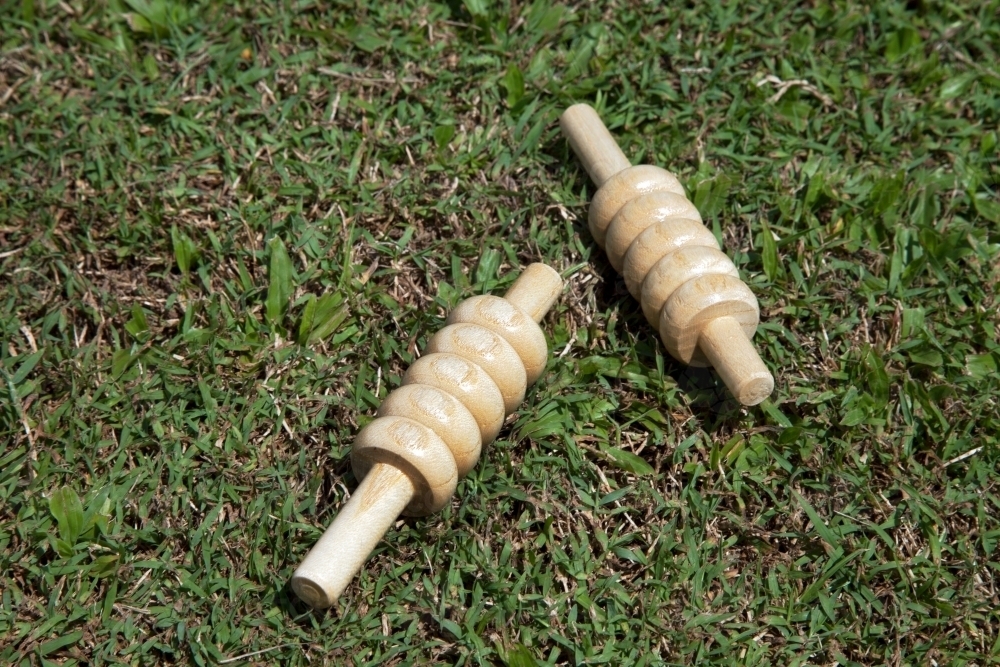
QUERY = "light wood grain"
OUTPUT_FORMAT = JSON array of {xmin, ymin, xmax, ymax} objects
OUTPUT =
[
  {"xmin": 699, "ymin": 316, "xmax": 775, "ymax": 405},
  {"xmin": 426, "ymin": 323, "xmax": 527, "ymax": 414},
  {"xmin": 560, "ymin": 103, "xmax": 774, "ymax": 405},
  {"xmin": 351, "ymin": 415, "xmax": 459, "ymax": 516},
  {"xmin": 640, "ymin": 246, "xmax": 739, "ymax": 326},
  {"xmin": 622, "ymin": 216, "xmax": 720, "ymax": 298},
  {"xmin": 403, "ymin": 352, "xmax": 506, "ymax": 443},
  {"xmin": 290, "ymin": 263, "xmax": 563, "ymax": 608},
  {"xmin": 377, "ymin": 384, "xmax": 481, "ymax": 476},
  {"xmin": 658, "ymin": 273, "xmax": 760, "ymax": 368},
  {"xmin": 502, "ymin": 262, "xmax": 563, "ymax": 323},
  {"xmin": 290, "ymin": 463, "xmax": 415, "ymax": 610},
  {"xmin": 448, "ymin": 296, "xmax": 549, "ymax": 385},
  {"xmin": 587, "ymin": 165, "xmax": 686, "ymax": 247},
  {"xmin": 559, "ymin": 104, "xmax": 631, "ymax": 186},
  {"xmin": 604, "ymin": 191, "xmax": 701, "ymax": 272}
]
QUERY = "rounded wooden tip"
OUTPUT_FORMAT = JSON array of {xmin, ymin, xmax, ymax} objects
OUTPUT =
[
  {"xmin": 291, "ymin": 463, "xmax": 416, "ymax": 608},
  {"xmin": 697, "ymin": 316, "xmax": 774, "ymax": 406},
  {"xmin": 731, "ymin": 370, "xmax": 775, "ymax": 406},
  {"xmin": 502, "ymin": 263, "xmax": 563, "ymax": 323},
  {"xmin": 291, "ymin": 573, "xmax": 336, "ymax": 610},
  {"xmin": 559, "ymin": 104, "xmax": 631, "ymax": 186}
]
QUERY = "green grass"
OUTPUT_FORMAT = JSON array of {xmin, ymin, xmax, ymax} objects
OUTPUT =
[{"xmin": 2, "ymin": 0, "xmax": 999, "ymax": 664}]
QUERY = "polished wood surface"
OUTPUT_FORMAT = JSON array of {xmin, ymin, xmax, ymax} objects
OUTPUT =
[
  {"xmin": 291, "ymin": 263, "xmax": 563, "ymax": 608},
  {"xmin": 560, "ymin": 103, "xmax": 774, "ymax": 405}
]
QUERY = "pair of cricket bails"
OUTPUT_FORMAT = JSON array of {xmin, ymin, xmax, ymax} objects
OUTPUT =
[{"xmin": 291, "ymin": 105, "xmax": 775, "ymax": 609}]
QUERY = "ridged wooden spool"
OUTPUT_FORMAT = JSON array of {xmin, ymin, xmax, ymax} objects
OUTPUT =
[
  {"xmin": 291, "ymin": 263, "xmax": 563, "ymax": 609},
  {"xmin": 560, "ymin": 104, "xmax": 774, "ymax": 406}
]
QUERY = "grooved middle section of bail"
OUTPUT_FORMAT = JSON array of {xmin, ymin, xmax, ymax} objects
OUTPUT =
[
  {"xmin": 350, "ymin": 295, "xmax": 549, "ymax": 517},
  {"xmin": 588, "ymin": 161, "xmax": 760, "ymax": 368}
]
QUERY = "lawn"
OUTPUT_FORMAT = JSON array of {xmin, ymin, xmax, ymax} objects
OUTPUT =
[{"xmin": 1, "ymin": 0, "xmax": 999, "ymax": 664}]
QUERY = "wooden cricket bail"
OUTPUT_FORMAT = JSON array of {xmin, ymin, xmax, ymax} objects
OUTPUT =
[
  {"xmin": 291, "ymin": 263, "xmax": 563, "ymax": 608},
  {"xmin": 560, "ymin": 103, "xmax": 774, "ymax": 406}
]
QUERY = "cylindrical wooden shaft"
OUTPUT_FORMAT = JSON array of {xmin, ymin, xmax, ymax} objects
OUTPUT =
[
  {"xmin": 559, "ymin": 104, "xmax": 630, "ymax": 187},
  {"xmin": 291, "ymin": 463, "xmax": 415, "ymax": 609},
  {"xmin": 503, "ymin": 263, "xmax": 563, "ymax": 323},
  {"xmin": 698, "ymin": 316, "xmax": 774, "ymax": 406}
]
